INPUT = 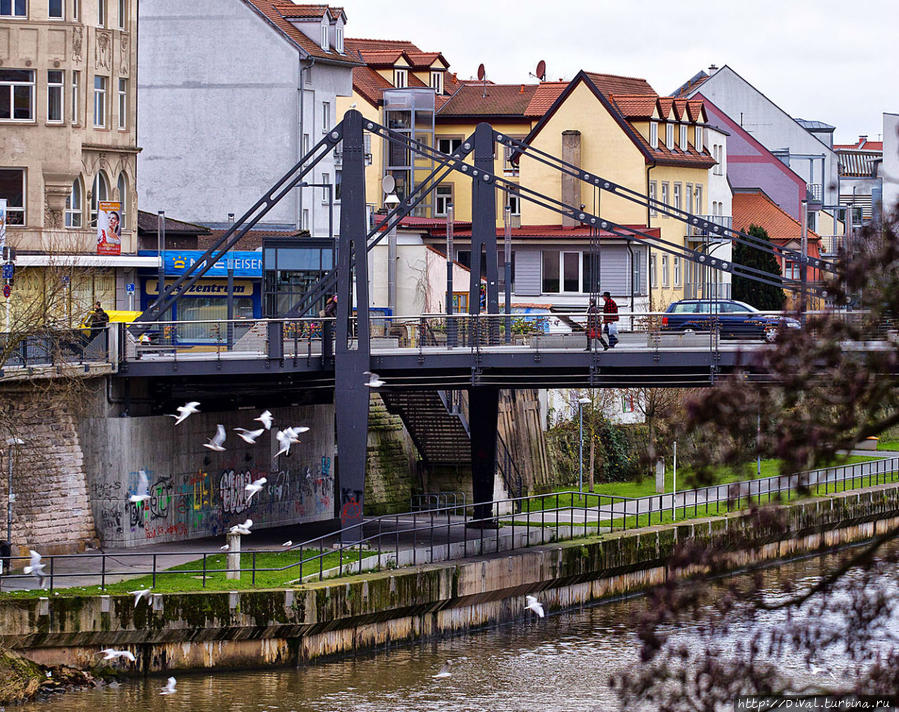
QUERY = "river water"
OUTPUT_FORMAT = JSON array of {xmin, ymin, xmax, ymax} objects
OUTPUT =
[{"xmin": 20, "ymin": 543, "xmax": 898, "ymax": 712}]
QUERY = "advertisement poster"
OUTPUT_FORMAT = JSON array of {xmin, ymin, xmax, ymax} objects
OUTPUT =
[{"xmin": 96, "ymin": 201, "xmax": 122, "ymax": 256}]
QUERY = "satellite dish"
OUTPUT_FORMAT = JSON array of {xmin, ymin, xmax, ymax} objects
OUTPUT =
[
  {"xmin": 381, "ymin": 175, "xmax": 396, "ymax": 195},
  {"xmin": 536, "ymin": 60, "xmax": 546, "ymax": 82},
  {"xmin": 477, "ymin": 63, "xmax": 486, "ymax": 81}
]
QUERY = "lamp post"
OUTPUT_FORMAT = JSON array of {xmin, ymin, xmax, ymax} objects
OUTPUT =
[
  {"xmin": 384, "ymin": 192, "xmax": 400, "ymax": 317},
  {"xmin": 577, "ymin": 395, "xmax": 591, "ymax": 493},
  {"xmin": 6, "ymin": 437, "xmax": 23, "ymax": 545}
]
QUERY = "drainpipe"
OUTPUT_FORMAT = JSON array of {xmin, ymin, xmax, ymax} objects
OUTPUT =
[
  {"xmin": 646, "ymin": 162, "xmax": 656, "ymax": 311},
  {"xmin": 625, "ymin": 242, "xmax": 636, "ymax": 330},
  {"xmin": 298, "ymin": 56, "xmax": 316, "ymax": 231}
]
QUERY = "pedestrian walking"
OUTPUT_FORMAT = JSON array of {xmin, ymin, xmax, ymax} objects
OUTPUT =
[
  {"xmin": 602, "ymin": 291, "xmax": 619, "ymax": 347},
  {"xmin": 585, "ymin": 297, "xmax": 609, "ymax": 351}
]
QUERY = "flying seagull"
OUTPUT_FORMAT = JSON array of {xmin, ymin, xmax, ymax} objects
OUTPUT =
[
  {"xmin": 364, "ymin": 371, "xmax": 385, "ymax": 388},
  {"xmin": 433, "ymin": 661, "xmax": 453, "ymax": 679},
  {"xmin": 275, "ymin": 429, "xmax": 299, "ymax": 457},
  {"xmin": 234, "ymin": 427, "xmax": 265, "ymax": 444},
  {"xmin": 245, "ymin": 477, "xmax": 267, "ymax": 503},
  {"xmin": 160, "ymin": 677, "xmax": 177, "ymax": 695},
  {"xmin": 286, "ymin": 426, "xmax": 310, "ymax": 437},
  {"xmin": 229, "ymin": 519, "xmax": 253, "ymax": 536},
  {"xmin": 282, "ymin": 540, "xmax": 293, "ymax": 547},
  {"xmin": 219, "ymin": 544, "xmax": 230, "ymax": 551},
  {"xmin": 203, "ymin": 424, "xmax": 227, "ymax": 451},
  {"xmin": 130, "ymin": 588, "xmax": 152, "ymax": 608},
  {"xmin": 254, "ymin": 410, "xmax": 274, "ymax": 430},
  {"xmin": 168, "ymin": 401, "xmax": 200, "ymax": 425},
  {"xmin": 129, "ymin": 470, "xmax": 150, "ymax": 504},
  {"xmin": 525, "ymin": 595, "xmax": 545, "ymax": 618},
  {"xmin": 24, "ymin": 550, "xmax": 46, "ymax": 588},
  {"xmin": 100, "ymin": 649, "xmax": 136, "ymax": 662}
]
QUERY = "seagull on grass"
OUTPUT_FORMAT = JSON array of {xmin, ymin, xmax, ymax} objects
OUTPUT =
[
  {"xmin": 245, "ymin": 477, "xmax": 267, "ymax": 503},
  {"xmin": 168, "ymin": 401, "xmax": 200, "ymax": 425},
  {"xmin": 203, "ymin": 424, "xmax": 227, "ymax": 451},
  {"xmin": 129, "ymin": 470, "xmax": 150, "ymax": 504},
  {"xmin": 234, "ymin": 427, "xmax": 264, "ymax": 444},
  {"xmin": 525, "ymin": 595, "xmax": 545, "ymax": 618},
  {"xmin": 229, "ymin": 519, "xmax": 253, "ymax": 536},
  {"xmin": 24, "ymin": 550, "xmax": 46, "ymax": 588},
  {"xmin": 130, "ymin": 588, "xmax": 152, "ymax": 608},
  {"xmin": 364, "ymin": 371, "xmax": 385, "ymax": 388},
  {"xmin": 254, "ymin": 410, "xmax": 274, "ymax": 430},
  {"xmin": 99, "ymin": 649, "xmax": 135, "ymax": 662},
  {"xmin": 160, "ymin": 677, "xmax": 177, "ymax": 695}
]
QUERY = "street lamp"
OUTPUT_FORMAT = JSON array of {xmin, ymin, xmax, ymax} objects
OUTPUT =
[
  {"xmin": 577, "ymin": 395, "xmax": 591, "ymax": 493},
  {"xmin": 6, "ymin": 436, "xmax": 23, "ymax": 546},
  {"xmin": 384, "ymin": 191, "xmax": 401, "ymax": 317}
]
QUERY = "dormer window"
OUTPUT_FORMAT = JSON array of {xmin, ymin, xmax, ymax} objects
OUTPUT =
[
  {"xmin": 320, "ymin": 22, "xmax": 328, "ymax": 51},
  {"xmin": 336, "ymin": 25, "xmax": 344, "ymax": 53},
  {"xmin": 649, "ymin": 121, "xmax": 658, "ymax": 149},
  {"xmin": 666, "ymin": 123, "xmax": 674, "ymax": 150},
  {"xmin": 679, "ymin": 124, "xmax": 688, "ymax": 150},
  {"xmin": 430, "ymin": 70, "xmax": 443, "ymax": 94},
  {"xmin": 694, "ymin": 125, "xmax": 703, "ymax": 150},
  {"xmin": 394, "ymin": 68, "xmax": 408, "ymax": 88}
]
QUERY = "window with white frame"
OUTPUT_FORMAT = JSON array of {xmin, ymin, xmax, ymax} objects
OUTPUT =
[
  {"xmin": 49, "ymin": 0, "xmax": 63, "ymax": 18},
  {"xmin": 73, "ymin": 0, "xmax": 79, "ymax": 19},
  {"xmin": 0, "ymin": 168, "xmax": 26, "ymax": 225},
  {"xmin": 673, "ymin": 183, "xmax": 681, "ymax": 212},
  {"xmin": 661, "ymin": 255, "xmax": 669, "ymax": 287},
  {"xmin": 686, "ymin": 183, "xmax": 693, "ymax": 214},
  {"xmin": 65, "ymin": 178, "xmax": 82, "ymax": 227},
  {"xmin": 430, "ymin": 70, "xmax": 443, "ymax": 94},
  {"xmin": 542, "ymin": 250, "xmax": 581, "ymax": 293},
  {"xmin": 503, "ymin": 139, "xmax": 523, "ymax": 175},
  {"xmin": 321, "ymin": 101, "xmax": 329, "ymax": 132},
  {"xmin": 435, "ymin": 185, "xmax": 452, "ymax": 217},
  {"xmin": 649, "ymin": 121, "xmax": 658, "ymax": 149},
  {"xmin": 302, "ymin": 133, "xmax": 310, "ymax": 156},
  {"xmin": 320, "ymin": 22, "xmax": 328, "ymax": 51},
  {"xmin": 97, "ymin": 0, "xmax": 105, "ymax": 26},
  {"xmin": 680, "ymin": 124, "xmax": 688, "ymax": 150},
  {"xmin": 650, "ymin": 253, "xmax": 657, "ymax": 287},
  {"xmin": 713, "ymin": 145, "xmax": 723, "ymax": 175},
  {"xmin": 673, "ymin": 256, "xmax": 681, "ymax": 286},
  {"xmin": 438, "ymin": 137, "xmax": 462, "ymax": 154},
  {"xmin": 666, "ymin": 123, "xmax": 674, "ymax": 149},
  {"xmin": 694, "ymin": 185, "xmax": 702, "ymax": 213},
  {"xmin": 394, "ymin": 68, "xmax": 408, "ymax": 88},
  {"xmin": 334, "ymin": 170, "xmax": 342, "ymax": 202},
  {"xmin": 336, "ymin": 25, "xmax": 343, "ymax": 53},
  {"xmin": 302, "ymin": 209, "xmax": 309, "ymax": 231},
  {"xmin": 695, "ymin": 125, "xmax": 703, "ymax": 151},
  {"xmin": 71, "ymin": 71, "xmax": 79, "ymax": 124},
  {"xmin": 117, "ymin": 78, "xmax": 126, "ymax": 128},
  {"xmin": 93, "ymin": 75, "xmax": 107, "ymax": 127},
  {"xmin": 649, "ymin": 180, "xmax": 657, "ymax": 216},
  {"xmin": 47, "ymin": 70, "xmax": 63, "ymax": 122},
  {"xmin": 116, "ymin": 172, "xmax": 127, "ymax": 227},
  {"xmin": 661, "ymin": 182, "xmax": 669, "ymax": 213},
  {"xmin": 320, "ymin": 173, "xmax": 329, "ymax": 203},
  {"xmin": 118, "ymin": 0, "xmax": 125, "ymax": 29},
  {"xmin": 507, "ymin": 186, "xmax": 520, "ymax": 216},
  {"xmin": 0, "ymin": 69, "xmax": 35, "ymax": 121},
  {"xmin": 90, "ymin": 172, "xmax": 108, "ymax": 225},
  {"xmin": 784, "ymin": 260, "xmax": 798, "ymax": 280},
  {"xmin": 1, "ymin": 0, "xmax": 26, "ymax": 17}
]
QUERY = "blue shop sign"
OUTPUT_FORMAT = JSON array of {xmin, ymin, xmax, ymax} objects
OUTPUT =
[{"xmin": 139, "ymin": 250, "xmax": 263, "ymax": 278}]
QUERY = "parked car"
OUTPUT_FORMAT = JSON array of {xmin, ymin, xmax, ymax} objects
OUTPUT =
[{"xmin": 661, "ymin": 299, "xmax": 800, "ymax": 342}]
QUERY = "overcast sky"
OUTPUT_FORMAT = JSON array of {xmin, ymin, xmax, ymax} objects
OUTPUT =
[{"xmin": 337, "ymin": 0, "xmax": 897, "ymax": 144}]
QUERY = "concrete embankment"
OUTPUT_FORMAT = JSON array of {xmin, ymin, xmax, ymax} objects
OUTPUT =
[{"xmin": 2, "ymin": 484, "xmax": 898, "ymax": 674}]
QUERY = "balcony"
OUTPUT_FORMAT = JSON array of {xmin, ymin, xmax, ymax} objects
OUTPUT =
[
  {"xmin": 806, "ymin": 183, "xmax": 823, "ymax": 203},
  {"xmin": 686, "ymin": 214, "xmax": 732, "ymax": 240}
]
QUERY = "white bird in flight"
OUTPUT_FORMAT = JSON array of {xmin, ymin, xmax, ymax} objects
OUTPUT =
[
  {"xmin": 433, "ymin": 661, "xmax": 453, "ymax": 679},
  {"xmin": 245, "ymin": 477, "xmax": 267, "ymax": 503},
  {"xmin": 130, "ymin": 588, "xmax": 152, "ymax": 608},
  {"xmin": 282, "ymin": 540, "xmax": 293, "ymax": 547},
  {"xmin": 168, "ymin": 401, "xmax": 200, "ymax": 425},
  {"xmin": 525, "ymin": 595, "xmax": 545, "ymax": 618},
  {"xmin": 220, "ymin": 544, "xmax": 230, "ymax": 551},
  {"xmin": 229, "ymin": 519, "xmax": 253, "ymax": 535},
  {"xmin": 275, "ymin": 429, "xmax": 299, "ymax": 457},
  {"xmin": 285, "ymin": 425, "xmax": 310, "ymax": 438},
  {"xmin": 160, "ymin": 677, "xmax": 177, "ymax": 695},
  {"xmin": 254, "ymin": 410, "xmax": 274, "ymax": 430},
  {"xmin": 364, "ymin": 371, "xmax": 385, "ymax": 388},
  {"xmin": 23, "ymin": 550, "xmax": 46, "ymax": 588},
  {"xmin": 234, "ymin": 427, "xmax": 264, "ymax": 444},
  {"xmin": 203, "ymin": 424, "xmax": 227, "ymax": 451},
  {"xmin": 100, "ymin": 649, "xmax": 136, "ymax": 662},
  {"xmin": 129, "ymin": 470, "xmax": 150, "ymax": 504}
]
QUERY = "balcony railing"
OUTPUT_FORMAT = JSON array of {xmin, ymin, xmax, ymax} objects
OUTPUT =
[
  {"xmin": 686, "ymin": 214, "xmax": 732, "ymax": 238},
  {"xmin": 807, "ymin": 183, "xmax": 823, "ymax": 202}
]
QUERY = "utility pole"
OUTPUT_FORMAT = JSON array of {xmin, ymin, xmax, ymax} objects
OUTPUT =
[
  {"xmin": 503, "ymin": 205, "xmax": 512, "ymax": 344},
  {"xmin": 156, "ymin": 211, "xmax": 166, "ymax": 310},
  {"xmin": 445, "ymin": 206, "xmax": 456, "ymax": 347}
]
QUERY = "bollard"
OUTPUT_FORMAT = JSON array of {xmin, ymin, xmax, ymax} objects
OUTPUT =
[{"xmin": 226, "ymin": 531, "xmax": 241, "ymax": 580}]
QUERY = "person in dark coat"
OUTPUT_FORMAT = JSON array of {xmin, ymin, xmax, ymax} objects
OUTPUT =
[
  {"xmin": 87, "ymin": 302, "xmax": 109, "ymax": 339},
  {"xmin": 585, "ymin": 297, "xmax": 609, "ymax": 351}
]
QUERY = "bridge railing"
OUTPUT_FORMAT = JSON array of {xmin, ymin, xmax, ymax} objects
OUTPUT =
[
  {"xmin": 2, "ymin": 456, "xmax": 896, "ymax": 591},
  {"xmin": 0, "ymin": 325, "xmax": 118, "ymax": 376}
]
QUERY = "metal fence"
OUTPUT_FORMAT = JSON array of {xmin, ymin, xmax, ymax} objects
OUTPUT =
[
  {"xmin": 0, "ymin": 328, "xmax": 114, "ymax": 372},
  {"xmin": 2, "ymin": 456, "xmax": 896, "ymax": 592}
]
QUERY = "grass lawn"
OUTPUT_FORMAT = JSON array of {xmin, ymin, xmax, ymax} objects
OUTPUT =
[
  {"xmin": 877, "ymin": 439, "xmax": 899, "ymax": 452},
  {"xmin": 0, "ymin": 549, "xmax": 371, "ymax": 599},
  {"xmin": 524, "ymin": 455, "xmax": 882, "ymax": 512}
]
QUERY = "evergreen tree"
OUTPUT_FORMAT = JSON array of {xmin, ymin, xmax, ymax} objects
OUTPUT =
[{"xmin": 731, "ymin": 224, "xmax": 787, "ymax": 310}]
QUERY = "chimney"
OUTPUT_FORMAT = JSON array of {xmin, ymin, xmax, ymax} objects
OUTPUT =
[
  {"xmin": 520, "ymin": 84, "xmax": 524, "ymax": 93},
  {"xmin": 859, "ymin": 135, "xmax": 868, "ymax": 147},
  {"xmin": 708, "ymin": 64, "xmax": 718, "ymax": 73},
  {"xmin": 561, "ymin": 130, "xmax": 581, "ymax": 227}
]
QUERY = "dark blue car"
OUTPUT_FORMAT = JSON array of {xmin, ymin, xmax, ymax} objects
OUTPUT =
[{"xmin": 661, "ymin": 299, "xmax": 801, "ymax": 342}]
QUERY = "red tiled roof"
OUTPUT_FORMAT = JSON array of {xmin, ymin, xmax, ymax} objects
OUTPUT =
[
  {"xmin": 406, "ymin": 51, "xmax": 448, "ymax": 69},
  {"xmin": 357, "ymin": 49, "xmax": 409, "ymax": 66},
  {"xmin": 627, "ymin": 127, "xmax": 715, "ymax": 167},
  {"xmin": 438, "ymin": 83, "xmax": 541, "ymax": 118},
  {"xmin": 611, "ymin": 94, "xmax": 658, "ymax": 119},
  {"xmin": 584, "ymin": 72, "xmax": 656, "ymax": 97},
  {"xmin": 345, "ymin": 37, "xmax": 422, "ymax": 53},
  {"xmin": 658, "ymin": 97, "xmax": 674, "ymax": 118},
  {"xmin": 686, "ymin": 99, "xmax": 705, "ymax": 122},
  {"xmin": 352, "ymin": 65, "xmax": 393, "ymax": 106},
  {"xmin": 733, "ymin": 190, "xmax": 820, "ymax": 241},
  {"xmin": 245, "ymin": 1, "xmax": 358, "ymax": 64},
  {"xmin": 523, "ymin": 82, "xmax": 568, "ymax": 116}
]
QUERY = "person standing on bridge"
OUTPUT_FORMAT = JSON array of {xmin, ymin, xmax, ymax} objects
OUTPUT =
[
  {"xmin": 602, "ymin": 291, "xmax": 619, "ymax": 347},
  {"xmin": 585, "ymin": 298, "xmax": 609, "ymax": 351}
]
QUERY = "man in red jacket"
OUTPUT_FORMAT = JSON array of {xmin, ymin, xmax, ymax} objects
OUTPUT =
[{"xmin": 602, "ymin": 291, "xmax": 619, "ymax": 347}]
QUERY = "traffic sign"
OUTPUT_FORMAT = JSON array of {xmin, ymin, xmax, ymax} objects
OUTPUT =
[
  {"xmin": 1, "ymin": 264, "xmax": 13, "ymax": 280},
  {"xmin": 126, "ymin": 282, "xmax": 135, "ymax": 294},
  {"xmin": 3, "ymin": 284, "xmax": 11, "ymax": 298}
]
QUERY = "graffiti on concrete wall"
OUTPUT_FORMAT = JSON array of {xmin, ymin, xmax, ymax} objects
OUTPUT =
[{"xmin": 91, "ymin": 455, "xmax": 335, "ymax": 546}]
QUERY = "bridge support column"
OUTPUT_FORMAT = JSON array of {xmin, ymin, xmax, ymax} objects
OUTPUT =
[
  {"xmin": 470, "ymin": 123, "xmax": 499, "ymax": 344},
  {"xmin": 469, "ymin": 386, "xmax": 499, "ymax": 525},
  {"xmin": 334, "ymin": 110, "xmax": 370, "ymax": 543}
]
